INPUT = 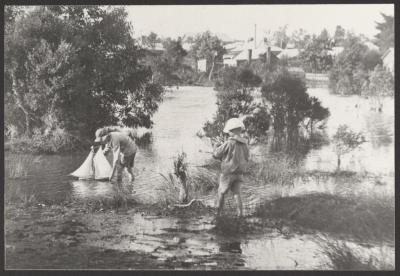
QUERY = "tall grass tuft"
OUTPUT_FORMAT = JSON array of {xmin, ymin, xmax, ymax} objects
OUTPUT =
[
  {"xmin": 159, "ymin": 172, "xmax": 181, "ymax": 205},
  {"xmin": 5, "ymin": 154, "xmax": 40, "ymax": 179},
  {"xmin": 251, "ymin": 153, "xmax": 301, "ymax": 186}
]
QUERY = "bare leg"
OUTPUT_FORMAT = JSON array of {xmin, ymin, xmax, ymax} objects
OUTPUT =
[
  {"xmin": 233, "ymin": 193, "xmax": 243, "ymax": 217},
  {"xmin": 126, "ymin": 166, "xmax": 135, "ymax": 183},
  {"xmin": 217, "ymin": 190, "xmax": 226, "ymax": 216}
]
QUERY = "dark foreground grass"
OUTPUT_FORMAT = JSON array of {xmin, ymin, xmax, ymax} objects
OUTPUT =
[
  {"xmin": 255, "ymin": 193, "xmax": 394, "ymax": 243},
  {"xmin": 320, "ymin": 239, "xmax": 395, "ymax": 270}
]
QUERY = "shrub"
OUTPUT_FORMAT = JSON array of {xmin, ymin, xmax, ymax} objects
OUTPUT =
[
  {"xmin": 329, "ymin": 34, "xmax": 381, "ymax": 95},
  {"xmin": 332, "ymin": 125, "xmax": 366, "ymax": 171},
  {"xmin": 262, "ymin": 68, "xmax": 329, "ymax": 150},
  {"xmin": 204, "ymin": 66, "xmax": 270, "ymax": 140}
]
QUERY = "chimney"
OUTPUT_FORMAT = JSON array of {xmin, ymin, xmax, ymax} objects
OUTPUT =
[
  {"xmin": 266, "ymin": 46, "xmax": 271, "ymax": 65},
  {"xmin": 248, "ymin": 49, "xmax": 252, "ymax": 64}
]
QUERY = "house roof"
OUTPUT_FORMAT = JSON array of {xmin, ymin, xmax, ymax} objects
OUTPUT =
[
  {"xmin": 328, "ymin": 46, "xmax": 344, "ymax": 56},
  {"xmin": 277, "ymin": 48, "xmax": 300, "ymax": 59},
  {"xmin": 233, "ymin": 42, "xmax": 282, "ymax": 61}
]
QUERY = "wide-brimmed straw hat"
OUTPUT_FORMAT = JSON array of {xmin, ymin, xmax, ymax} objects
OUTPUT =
[{"xmin": 223, "ymin": 118, "xmax": 245, "ymax": 133}]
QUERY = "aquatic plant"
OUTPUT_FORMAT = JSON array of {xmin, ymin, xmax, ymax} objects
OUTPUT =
[
  {"xmin": 159, "ymin": 172, "xmax": 181, "ymax": 205},
  {"xmin": 173, "ymin": 152, "xmax": 189, "ymax": 203},
  {"xmin": 251, "ymin": 153, "xmax": 301, "ymax": 186},
  {"xmin": 188, "ymin": 169, "xmax": 218, "ymax": 196}
]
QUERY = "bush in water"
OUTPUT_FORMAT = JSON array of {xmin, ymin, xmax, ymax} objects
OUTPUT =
[
  {"xmin": 204, "ymin": 66, "xmax": 270, "ymax": 140},
  {"xmin": 329, "ymin": 34, "xmax": 381, "ymax": 95},
  {"xmin": 262, "ymin": 68, "xmax": 330, "ymax": 151},
  {"xmin": 362, "ymin": 64, "xmax": 394, "ymax": 110},
  {"xmin": 332, "ymin": 125, "xmax": 366, "ymax": 171}
]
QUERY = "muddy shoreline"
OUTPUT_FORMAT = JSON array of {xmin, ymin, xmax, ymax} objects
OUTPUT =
[{"xmin": 5, "ymin": 188, "xmax": 395, "ymax": 270}]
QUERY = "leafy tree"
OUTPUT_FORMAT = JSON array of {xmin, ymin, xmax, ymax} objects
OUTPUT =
[
  {"xmin": 299, "ymin": 29, "xmax": 333, "ymax": 73},
  {"xmin": 333, "ymin": 25, "xmax": 346, "ymax": 46},
  {"xmin": 140, "ymin": 32, "xmax": 161, "ymax": 49},
  {"xmin": 5, "ymin": 6, "xmax": 164, "ymax": 151},
  {"xmin": 329, "ymin": 34, "xmax": 381, "ymax": 95},
  {"xmin": 363, "ymin": 64, "xmax": 394, "ymax": 110},
  {"xmin": 189, "ymin": 31, "xmax": 225, "ymax": 80},
  {"xmin": 273, "ymin": 25, "xmax": 289, "ymax": 49},
  {"xmin": 262, "ymin": 68, "xmax": 330, "ymax": 150},
  {"xmin": 144, "ymin": 37, "xmax": 188, "ymax": 87},
  {"xmin": 204, "ymin": 66, "xmax": 269, "ymax": 140},
  {"xmin": 332, "ymin": 125, "xmax": 366, "ymax": 171},
  {"xmin": 374, "ymin": 13, "xmax": 394, "ymax": 52},
  {"xmin": 290, "ymin": 28, "xmax": 311, "ymax": 49}
]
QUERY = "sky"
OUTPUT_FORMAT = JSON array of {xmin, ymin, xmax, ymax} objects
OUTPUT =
[{"xmin": 126, "ymin": 4, "xmax": 394, "ymax": 41}]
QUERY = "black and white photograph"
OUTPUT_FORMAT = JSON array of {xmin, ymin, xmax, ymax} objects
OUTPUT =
[{"xmin": 4, "ymin": 2, "xmax": 396, "ymax": 271}]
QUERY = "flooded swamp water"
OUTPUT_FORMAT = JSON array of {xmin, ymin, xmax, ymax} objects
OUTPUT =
[{"xmin": 5, "ymin": 86, "xmax": 395, "ymax": 269}]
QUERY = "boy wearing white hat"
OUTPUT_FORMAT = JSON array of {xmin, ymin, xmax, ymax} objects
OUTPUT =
[{"xmin": 212, "ymin": 118, "xmax": 249, "ymax": 217}]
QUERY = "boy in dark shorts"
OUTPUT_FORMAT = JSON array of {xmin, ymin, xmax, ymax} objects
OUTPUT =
[{"xmin": 213, "ymin": 118, "xmax": 249, "ymax": 217}]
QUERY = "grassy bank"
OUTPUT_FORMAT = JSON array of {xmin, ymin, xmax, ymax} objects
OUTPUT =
[
  {"xmin": 255, "ymin": 193, "xmax": 394, "ymax": 243},
  {"xmin": 320, "ymin": 239, "xmax": 394, "ymax": 270}
]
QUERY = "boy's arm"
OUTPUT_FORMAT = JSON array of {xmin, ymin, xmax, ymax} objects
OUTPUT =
[
  {"xmin": 109, "ymin": 146, "xmax": 120, "ymax": 181},
  {"xmin": 109, "ymin": 139, "xmax": 121, "ymax": 180},
  {"xmin": 212, "ymin": 141, "xmax": 229, "ymax": 160}
]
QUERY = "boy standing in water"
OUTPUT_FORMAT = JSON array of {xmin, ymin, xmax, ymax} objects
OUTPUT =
[
  {"xmin": 212, "ymin": 118, "xmax": 249, "ymax": 217},
  {"xmin": 94, "ymin": 129, "xmax": 137, "ymax": 183}
]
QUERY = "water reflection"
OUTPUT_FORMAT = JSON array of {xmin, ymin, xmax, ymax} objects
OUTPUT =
[
  {"xmin": 71, "ymin": 180, "xmax": 115, "ymax": 200},
  {"xmin": 4, "ymin": 87, "xmax": 394, "ymax": 204},
  {"xmin": 305, "ymin": 88, "xmax": 394, "ymax": 175}
]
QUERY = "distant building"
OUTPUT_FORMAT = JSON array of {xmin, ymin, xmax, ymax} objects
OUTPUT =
[
  {"xmin": 142, "ymin": 42, "xmax": 164, "ymax": 55},
  {"xmin": 364, "ymin": 41, "xmax": 379, "ymax": 51},
  {"xmin": 328, "ymin": 46, "xmax": 344, "ymax": 57},
  {"xmin": 223, "ymin": 41, "xmax": 282, "ymax": 67},
  {"xmin": 382, "ymin": 47, "xmax": 394, "ymax": 74},
  {"xmin": 197, "ymin": 58, "xmax": 208, "ymax": 72},
  {"xmin": 287, "ymin": 67, "xmax": 306, "ymax": 79},
  {"xmin": 277, "ymin": 48, "xmax": 300, "ymax": 59},
  {"xmin": 182, "ymin": 42, "xmax": 192, "ymax": 52},
  {"xmin": 222, "ymin": 41, "xmax": 246, "ymax": 66}
]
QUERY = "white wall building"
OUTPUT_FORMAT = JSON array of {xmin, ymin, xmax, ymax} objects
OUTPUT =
[
  {"xmin": 382, "ymin": 47, "xmax": 394, "ymax": 75},
  {"xmin": 197, "ymin": 58, "xmax": 207, "ymax": 72}
]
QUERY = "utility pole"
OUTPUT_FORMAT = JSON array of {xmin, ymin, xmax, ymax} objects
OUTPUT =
[{"xmin": 254, "ymin": 24, "xmax": 257, "ymax": 49}]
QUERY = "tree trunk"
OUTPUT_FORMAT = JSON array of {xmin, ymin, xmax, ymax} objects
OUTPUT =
[
  {"xmin": 208, "ymin": 56, "xmax": 215, "ymax": 81},
  {"xmin": 11, "ymin": 75, "xmax": 33, "ymax": 136},
  {"xmin": 337, "ymin": 155, "xmax": 341, "ymax": 171}
]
